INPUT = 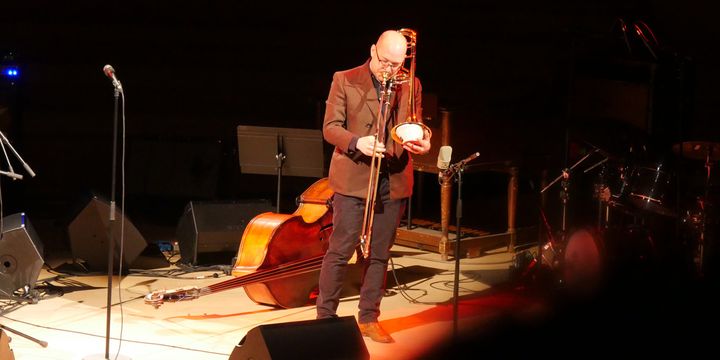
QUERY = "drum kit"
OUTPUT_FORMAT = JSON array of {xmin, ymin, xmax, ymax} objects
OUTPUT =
[{"xmin": 533, "ymin": 139, "xmax": 719, "ymax": 294}]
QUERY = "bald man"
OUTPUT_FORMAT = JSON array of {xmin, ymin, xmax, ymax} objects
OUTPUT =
[{"xmin": 317, "ymin": 29, "xmax": 431, "ymax": 343}]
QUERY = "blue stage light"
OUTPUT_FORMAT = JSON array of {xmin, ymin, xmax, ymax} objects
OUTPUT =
[{"xmin": 4, "ymin": 67, "xmax": 19, "ymax": 77}]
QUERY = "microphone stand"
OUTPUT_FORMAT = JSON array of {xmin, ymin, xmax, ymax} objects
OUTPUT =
[
  {"xmin": 541, "ymin": 149, "xmax": 599, "ymax": 244},
  {"xmin": 0, "ymin": 133, "xmax": 47, "ymax": 350},
  {"xmin": 443, "ymin": 152, "xmax": 479, "ymax": 342},
  {"xmin": 85, "ymin": 75, "xmax": 130, "ymax": 360},
  {"xmin": 275, "ymin": 134, "xmax": 286, "ymax": 213},
  {"xmin": 452, "ymin": 164, "xmax": 464, "ymax": 342}
]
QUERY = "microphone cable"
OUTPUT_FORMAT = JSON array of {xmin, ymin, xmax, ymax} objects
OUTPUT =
[{"xmin": 113, "ymin": 82, "xmax": 128, "ymax": 360}]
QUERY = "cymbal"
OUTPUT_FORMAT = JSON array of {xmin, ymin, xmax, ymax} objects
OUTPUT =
[{"xmin": 672, "ymin": 141, "xmax": 720, "ymax": 161}]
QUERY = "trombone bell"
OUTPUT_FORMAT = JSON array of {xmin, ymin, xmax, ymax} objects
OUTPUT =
[{"xmin": 391, "ymin": 122, "xmax": 431, "ymax": 144}]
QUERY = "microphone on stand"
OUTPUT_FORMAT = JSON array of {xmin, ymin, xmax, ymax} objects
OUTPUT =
[
  {"xmin": 437, "ymin": 145, "xmax": 452, "ymax": 180},
  {"xmin": 102, "ymin": 64, "xmax": 123, "ymax": 90},
  {"xmin": 448, "ymin": 152, "xmax": 480, "ymax": 173}
]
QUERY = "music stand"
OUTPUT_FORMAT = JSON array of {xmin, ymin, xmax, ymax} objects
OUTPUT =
[{"xmin": 236, "ymin": 125, "xmax": 325, "ymax": 212}]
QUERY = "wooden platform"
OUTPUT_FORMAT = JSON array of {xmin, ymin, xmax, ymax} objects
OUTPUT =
[{"xmin": 395, "ymin": 219, "xmax": 536, "ymax": 260}]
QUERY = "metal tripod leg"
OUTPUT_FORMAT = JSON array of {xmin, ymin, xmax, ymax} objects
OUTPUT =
[{"xmin": 0, "ymin": 324, "xmax": 48, "ymax": 348}]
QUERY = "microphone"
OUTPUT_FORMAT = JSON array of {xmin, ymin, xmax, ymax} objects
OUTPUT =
[
  {"xmin": 446, "ymin": 151, "xmax": 480, "ymax": 175},
  {"xmin": 437, "ymin": 145, "xmax": 452, "ymax": 180},
  {"xmin": 102, "ymin": 64, "xmax": 122, "ymax": 90},
  {"xmin": 437, "ymin": 145, "xmax": 452, "ymax": 170}
]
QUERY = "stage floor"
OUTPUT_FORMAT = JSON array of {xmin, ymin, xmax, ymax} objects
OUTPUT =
[
  {"xmin": 1, "ymin": 244, "xmax": 544, "ymax": 360},
  {"xmin": 3, "ymin": 239, "xmax": 718, "ymax": 359}
]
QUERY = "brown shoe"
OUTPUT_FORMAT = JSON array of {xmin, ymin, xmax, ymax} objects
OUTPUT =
[{"xmin": 358, "ymin": 322, "xmax": 394, "ymax": 343}]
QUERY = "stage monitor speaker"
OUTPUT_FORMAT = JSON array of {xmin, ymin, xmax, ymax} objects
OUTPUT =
[
  {"xmin": 0, "ymin": 213, "xmax": 44, "ymax": 300},
  {"xmin": 229, "ymin": 316, "xmax": 369, "ymax": 360},
  {"xmin": 67, "ymin": 196, "xmax": 147, "ymax": 272},
  {"xmin": 176, "ymin": 199, "xmax": 274, "ymax": 265}
]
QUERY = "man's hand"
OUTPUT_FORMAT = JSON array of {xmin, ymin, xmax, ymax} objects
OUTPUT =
[
  {"xmin": 402, "ymin": 131, "xmax": 431, "ymax": 155},
  {"xmin": 357, "ymin": 135, "xmax": 386, "ymax": 157}
]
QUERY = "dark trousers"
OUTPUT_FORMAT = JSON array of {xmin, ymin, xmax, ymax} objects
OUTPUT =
[{"xmin": 316, "ymin": 176, "xmax": 406, "ymax": 323}]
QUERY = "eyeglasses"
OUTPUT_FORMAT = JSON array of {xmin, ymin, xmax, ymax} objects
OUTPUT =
[{"xmin": 374, "ymin": 47, "xmax": 403, "ymax": 69}]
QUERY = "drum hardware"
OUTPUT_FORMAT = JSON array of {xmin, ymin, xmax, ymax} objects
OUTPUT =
[
  {"xmin": 542, "ymin": 148, "xmax": 604, "ymax": 243},
  {"xmin": 561, "ymin": 227, "xmax": 604, "ymax": 293},
  {"xmin": 585, "ymin": 155, "xmax": 615, "ymax": 229},
  {"xmin": 583, "ymin": 155, "xmax": 609, "ymax": 174},
  {"xmin": 560, "ymin": 225, "xmax": 657, "ymax": 295},
  {"xmin": 626, "ymin": 162, "xmax": 677, "ymax": 217},
  {"xmin": 673, "ymin": 141, "xmax": 719, "ymax": 276},
  {"xmin": 510, "ymin": 242, "xmax": 557, "ymax": 285},
  {"xmin": 682, "ymin": 197, "xmax": 706, "ymax": 273},
  {"xmin": 533, "ymin": 139, "xmax": 668, "ymax": 292},
  {"xmin": 540, "ymin": 241, "xmax": 560, "ymax": 270},
  {"xmin": 520, "ymin": 222, "xmax": 658, "ymax": 295},
  {"xmin": 672, "ymin": 141, "xmax": 720, "ymax": 162},
  {"xmin": 592, "ymin": 158, "xmax": 639, "ymax": 228},
  {"xmin": 528, "ymin": 147, "xmax": 609, "ymax": 289},
  {"xmin": 593, "ymin": 152, "xmax": 677, "ymax": 219}
]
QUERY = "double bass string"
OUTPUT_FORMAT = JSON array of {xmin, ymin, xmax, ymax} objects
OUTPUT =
[
  {"xmin": 207, "ymin": 257, "xmax": 323, "ymax": 292},
  {"xmin": 205, "ymin": 255, "xmax": 326, "ymax": 294}
]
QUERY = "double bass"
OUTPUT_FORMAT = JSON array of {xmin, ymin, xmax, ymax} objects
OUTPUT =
[{"xmin": 145, "ymin": 177, "xmax": 334, "ymax": 309}]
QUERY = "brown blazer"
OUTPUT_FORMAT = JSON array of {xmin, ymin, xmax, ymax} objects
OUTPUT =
[{"xmin": 323, "ymin": 60, "xmax": 422, "ymax": 199}]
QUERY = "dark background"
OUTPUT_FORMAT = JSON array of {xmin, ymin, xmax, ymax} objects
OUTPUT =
[{"xmin": 1, "ymin": 1, "xmax": 718, "ymax": 257}]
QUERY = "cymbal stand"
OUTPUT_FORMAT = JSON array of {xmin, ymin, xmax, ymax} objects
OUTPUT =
[
  {"xmin": 0, "ymin": 130, "xmax": 36, "ymax": 181},
  {"xmin": 0, "ymin": 129, "xmax": 36, "ymax": 266},
  {"xmin": 583, "ymin": 156, "xmax": 610, "ymax": 229},
  {"xmin": 696, "ymin": 148, "xmax": 714, "ymax": 276},
  {"xmin": 541, "ymin": 149, "xmax": 599, "ymax": 243},
  {"xmin": 0, "ymin": 133, "xmax": 44, "ymax": 350}
]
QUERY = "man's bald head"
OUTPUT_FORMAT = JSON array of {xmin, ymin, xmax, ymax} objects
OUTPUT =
[
  {"xmin": 370, "ymin": 30, "xmax": 408, "ymax": 80},
  {"xmin": 376, "ymin": 30, "xmax": 407, "ymax": 59}
]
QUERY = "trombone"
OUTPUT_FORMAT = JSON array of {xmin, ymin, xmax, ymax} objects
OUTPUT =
[
  {"xmin": 359, "ymin": 28, "xmax": 430, "ymax": 259},
  {"xmin": 359, "ymin": 72, "xmax": 394, "ymax": 259}
]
